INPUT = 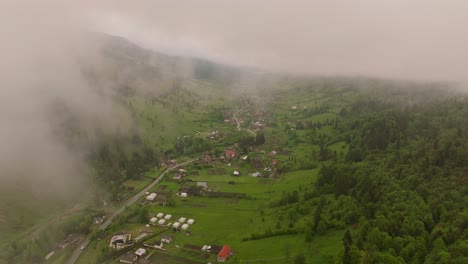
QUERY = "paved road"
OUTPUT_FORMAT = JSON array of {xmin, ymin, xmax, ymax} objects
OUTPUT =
[{"xmin": 66, "ymin": 159, "xmax": 197, "ymax": 264}]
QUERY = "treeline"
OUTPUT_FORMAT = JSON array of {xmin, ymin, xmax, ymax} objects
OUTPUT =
[{"xmin": 313, "ymin": 96, "xmax": 468, "ymax": 263}]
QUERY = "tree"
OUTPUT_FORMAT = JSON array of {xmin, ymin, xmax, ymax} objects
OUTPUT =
[
  {"xmin": 343, "ymin": 230, "xmax": 353, "ymax": 264},
  {"xmin": 294, "ymin": 253, "xmax": 306, "ymax": 264},
  {"xmin": 305, "ymin": 227, "xmax": 314, "ymax": 242}
]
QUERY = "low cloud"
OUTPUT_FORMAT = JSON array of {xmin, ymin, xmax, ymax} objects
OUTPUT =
[
  {"xmin": 1, "ymin": 0, "xmax": 467, "ymax": 198},
  {"xmin": 93, "ymin": 0, "xmax": 468, "ymax": 82}
]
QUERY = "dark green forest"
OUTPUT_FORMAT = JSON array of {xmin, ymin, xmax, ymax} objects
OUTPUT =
[{"xmin": 271, "ymin": 83, "xmax": 468, "ymax": 264}]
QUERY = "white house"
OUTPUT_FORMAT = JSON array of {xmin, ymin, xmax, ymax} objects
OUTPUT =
[
  {"xmin": 180, "ymin": 192, "xmax": 188, "ymax": 198},
  {"xmin": 135, "ymin": 248, "xmax": 146, "ymax": 257},
  {"xmin": 156, "ymin": 212, "xmax": 164, "ymax": 218},
  {"xmin": 158, "ymin": 219, "xmax": 166, "ymax": 225},
  {"xmin": 181, "ymin": 224, "xmax": 189, "ymax": 230},
  {"xmin": 179, "ymin": 217, "xmax": 186, "ymax": 223},
  {"xmin": 150, "ymin": 217, "xmax": 158, "ymax": 224},
  {"xmin": 250, "ymin": 172, "xmax": 261, "ymax": 177},
  {"xmin": 187, "ymin": 219, "xmax": 195, "ymax": 225},
  {"xmin": 146, "ymin": 193, "xmax": 157, "ymax": 201},
  {"xmin": 164, "ymin": 214, "xmax": 172, "ymax": 220},
  {"xmin": 172, "ymin": 222, "xmax": 181, "ymax": 229},
  {"xmin": 233, "ymin": 170, "xmax": 240, "ymax": 176}
]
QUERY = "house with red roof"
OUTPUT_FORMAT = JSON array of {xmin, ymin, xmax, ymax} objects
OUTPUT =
[
  {"xmin": 217, "ymin": 245, "xmax": 231, "ymax": 262},
  {"xmin": 224, "ymin": 149, "xmax": 237, "ymax": 158}
]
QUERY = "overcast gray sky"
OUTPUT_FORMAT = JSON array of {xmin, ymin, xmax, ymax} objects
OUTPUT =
[
  {"xmin": 89, "ymin": 0, "xmax": 468, "ymax": 81},
  {"xmin": 0, "ymin": 0, "xmax": 467, "ymax": 197}
]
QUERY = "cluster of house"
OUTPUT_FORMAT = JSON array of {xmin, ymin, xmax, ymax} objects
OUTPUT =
[
  {"xmin": 207, "ymin": 131, "xmax": 222, "ymax": 140},
  {"xmin": 159, "ymin": 159, "xmax": 177, "ymax": 167},
  {"xmin": 149, "ymin": 212, "xmax": 195, "ymax": 231}
]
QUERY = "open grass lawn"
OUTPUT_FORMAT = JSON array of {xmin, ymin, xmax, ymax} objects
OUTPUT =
[
  {"xmin": 123, "ymin": 178, "xmax": 153, "ymax": 192},
  {"xmin": 49, "ymin": 247, "xmax": 74, "ymax": 264},
  {"xmin": 149, "ymin": 251, "xmax": 204, "ymax": 264},
  {"xmin": 305, "ymin": 112, "xmax": 337, "ymax": 123},
  {"xmin": 124, "ymin": 168, "xmax": 329, "ymax": 263},
  {"xmin": 271, "ymin": 169, "xmax": 319, "ymax": 193}
]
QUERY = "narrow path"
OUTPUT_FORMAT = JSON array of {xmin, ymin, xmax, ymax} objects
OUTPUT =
[
  {"xmin": 233, "ymin": 107, "xmax": 257, "ymax": 136},
  {"xmin": 66, "ymin": 159, "xmax": 198, "ymax": 264}
]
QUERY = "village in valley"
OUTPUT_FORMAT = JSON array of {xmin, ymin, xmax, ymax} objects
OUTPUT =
[
  {"xmin": 57, "ymin": 89, "xmax": 345, "ymax": 264},
  {"xmin": 33, "ymin": 80, "xmax": 370, "ymax": 264},
  {"xmin": 94, "ymin": 102, "xmax": 289, "ymax": 263}
]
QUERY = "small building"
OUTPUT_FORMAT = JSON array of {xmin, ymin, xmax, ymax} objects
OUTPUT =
[
  {"xmin": 197, "ymin": 182, "xmax": 208, "ymax": 188},
  {"xmin": 250, "ymin": 172, "xmax": 261, "ymax": 177},
  {"xmin": 187, "ymin": 219, "xmax": 195, "ymax": 225},
  {"xmin": 217, "ymin": 245, "xmax": 232, "ymax": 262},
  {"xmin": 135, "ymin": 248, "xmax": 146, "ymax": 257},
  {"xmin": 225, "ymin": 149, "xmax": 237, "ymax": 158},
  {"xmin": 150, "ymin": 217, "xmax": 158, "ymax": 224},
  {"xmin": 146, "ymin": 193, "xmax": 157, "ymax": 201},
  {"xmin": 156, "ymin": 212, "xmax": 164, "ymax": 218},
  {"xmin": 179, "ymin": 217, "xmax": 186, "ymax": 223},
  {"xmin": 45, "ymin": 251, "xmax": 55, "ymax": 261},
  {"xmin": 172, "ymin": 222, "xmax": 181, "ymax": 229},
  {"xmin": 93, "ymin": 216, "xmax": 105, "ymax": 225},
  {"xmin": 233, "ymin": 170, "xmax": 240, "ymax": 176},
  {"xmin": 109, "ymin": 234, "xmax": 132, "ymax": 249},
  {"xmin": 164, "ymin": 214, "xmax": 172, "ymax": 220},
  {"xmin": 271, "ymin": 159, "xmax": 279, "ymax": 166},
  {"xmin": 158, "ymin": 219, "xmax": 166, "ymax": 225},
  {"xmin": 180, "ymin": 192, "xmax": 188, "ymax": 198},
  {"xmin": 179, "ymin": 168, "xmax": 187, "ymax": 173},
  {"xmin": 181, "ymin": 224, "xmax": 189, "ymax": 230},
  {"xmin": 242, "ymin": 155, "xmax": 248, "ymax": 161},
  {"xmin": 291, "ymin": 106, "xmax": 297, "ymax": 110},
  {"xmin": 173, "ymin": 173, "xmax": 182, "ymax": 180},
  {"xmin": 161, "ymin": 235, "xmax": 173, "ymax": 243}
]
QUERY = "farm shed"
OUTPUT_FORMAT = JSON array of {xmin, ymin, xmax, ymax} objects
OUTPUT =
[
  {"xmin": 217, "ymin": 245, "xmax": 231, "ymax": 262},
  {"xmin": 146, "ymin": 193, "xmax": 157, "ymax": 201},
  {"xmin": 172, "ymin": 222, "xmax": 181, "ymax": 229}
]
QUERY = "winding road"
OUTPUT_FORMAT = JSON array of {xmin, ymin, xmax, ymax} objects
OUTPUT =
[
  {"xmin": 233, "ymin": 108, "xmax": 257, "ymax": 136},
  {"xmin": 66, "ymin": 159, "xmax": 198, "ymax": 264}
]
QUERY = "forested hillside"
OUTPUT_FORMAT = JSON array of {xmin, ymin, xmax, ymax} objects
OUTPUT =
[{"xmin": 263, "ymin": 81, "xmax": 468, "ymax": 263}]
